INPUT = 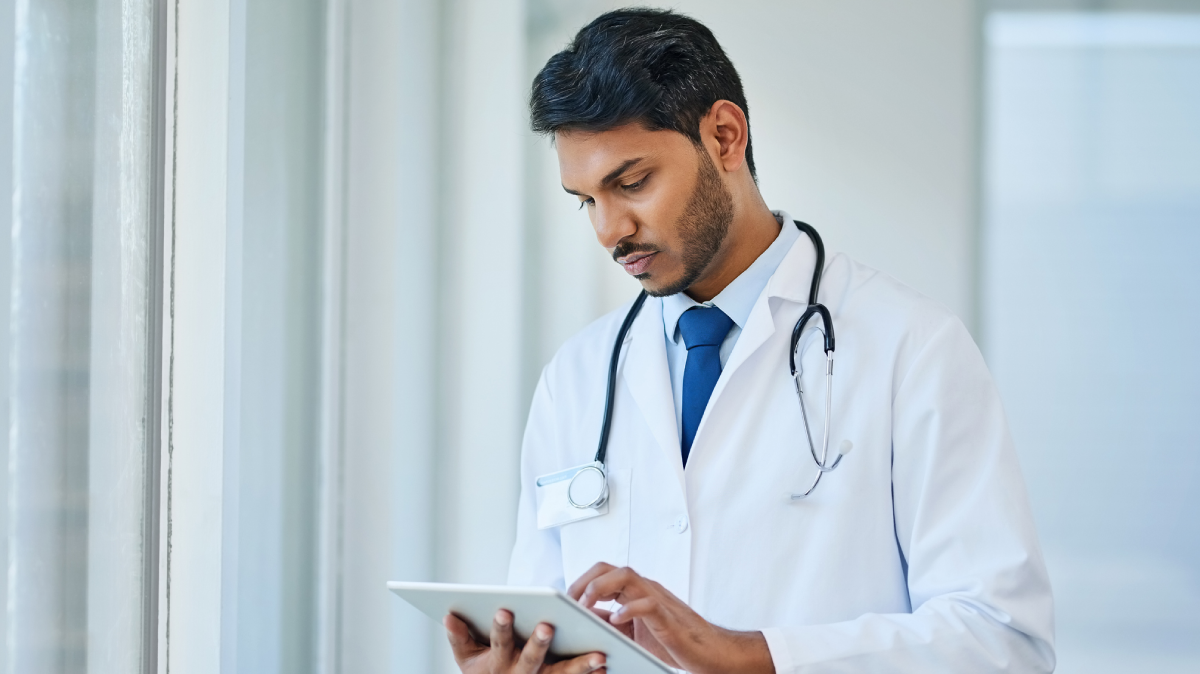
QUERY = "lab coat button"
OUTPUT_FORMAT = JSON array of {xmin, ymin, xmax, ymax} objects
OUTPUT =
[{"xmin": 672, "ymin": 516, "xmax": 689, "ymax": 533}]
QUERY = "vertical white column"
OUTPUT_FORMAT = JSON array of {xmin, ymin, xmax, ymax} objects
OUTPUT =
[
  {"xmin": 237, "ymin": 1, "xmax": 326, "ymax": 672},
  {"xmin": 437, "ymin": 0, "xmax": 527, "ymax": 593},
  {"xmin": 315, "ymin": 2, "xmax": 348, "ymax": 673},
  {"xmin": 0, "ymin": 0, "xmax": 16, "ymax": 667},
  {"xmin": 338, "ymin": 0, "xmax": 401, "ymax": 668},
  {"xmin": 334, "ymin": 0, "xmax": 529, "ymax": 670},
  {"xmin": 338, "ymin": 0, "xmax": 438, "ymax": 671},
  {"xmin": 387, "ymin": 0, "xmax": 440, "ymax": 669},
  {"xmin": 221, "ymin": 0, "xmax": 247, "ymax": 670},
  {"xmin": 165, "ymin": 0, "xmax": 242, "ymax": 670}
]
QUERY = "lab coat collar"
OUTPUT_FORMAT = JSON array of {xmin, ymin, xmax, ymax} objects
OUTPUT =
[
  {"xmin": 660, "ymin": 213, "xmax": 800, "ymax": 343},
  {"xmin": 723, "ymin": 210, "xmax": 819, "ymax": 373},
  {"xmin": 765, "ymin": 210, "xmax": 820, "ymax": 306}
]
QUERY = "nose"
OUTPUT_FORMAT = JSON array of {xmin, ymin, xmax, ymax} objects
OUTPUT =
[{"xmin": 591, "ymin": 200, "xmax": 637, "ymax": 250}]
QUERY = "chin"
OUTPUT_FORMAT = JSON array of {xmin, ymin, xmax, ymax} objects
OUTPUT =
[{"xmin": 637, "ymin": 273, "xmax": 687, "ymax": 298}]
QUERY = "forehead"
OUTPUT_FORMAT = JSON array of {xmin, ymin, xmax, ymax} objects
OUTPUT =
[{"xmin": 555, "ymin": 124, "xmax": 694, "ymax": 187}]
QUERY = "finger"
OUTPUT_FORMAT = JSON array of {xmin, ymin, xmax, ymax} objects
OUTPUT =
[
  {"xmin": 567, "ymin": 562, "xmax": 617, "ymax": 600},
  {"xmin": 488, "ymin": 610, "xmax": 515, "ymax": 668},
  {"xmin": 590, "ymin": 607, "xmax": 632, "ymax": 639},
  {"xmin": 545, "ymin": 652, "xmax": 606, "ymax": 674},
  {"xmin": 607, "ymin": 597, "xmax": 661, "ymax": 626},
  {"xmin": 513, "ymin": 623, "xmax": 553, "ymax": 674},
  {"xmin": 580, "ymin": 566, "xmax": 647, "ymax": 608},
  {"xmin": 443, "ymin": 614, "xmax": 486, "ymax": 664}
]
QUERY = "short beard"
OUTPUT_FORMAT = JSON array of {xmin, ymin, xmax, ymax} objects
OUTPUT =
[{"xmin": 642, "ymin": 147, "xmax": 734, "ymax": 297}]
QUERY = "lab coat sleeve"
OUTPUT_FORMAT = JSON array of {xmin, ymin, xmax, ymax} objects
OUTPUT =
[
  {"xmin": 506, "ymin": 366, "xmax": 566, "ymax": 590},
  {"xmin": 761, "ymin": 317, "xmax": 1056, "ymax": 673}
]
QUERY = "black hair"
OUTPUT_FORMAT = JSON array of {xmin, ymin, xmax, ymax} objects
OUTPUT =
[{"xmin": 530, "ymin": 7, "xmax": 756, "ymax": 178}]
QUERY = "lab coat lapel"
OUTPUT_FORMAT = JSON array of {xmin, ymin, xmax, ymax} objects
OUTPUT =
[
  {"xmin": 719, "ymin": 293, "xmax": 777, "ymax": 385},
  {"xmin": 691, "ymin": 231, "xmax": 817, "ymax": 455},
  {"xmin": 620, "ymin": 297, "xmax": 686, "ymax": 490},
  {"xmin": 764, "ymin": 223, "xmax": 819, "ymax": 307},
  {"xmin": 724, "ymin": 224, "xmax": 819, "ymax": 379},
  {"xmin": 689, "ymin": 293, "xmax": 778, "ymax": 459}
]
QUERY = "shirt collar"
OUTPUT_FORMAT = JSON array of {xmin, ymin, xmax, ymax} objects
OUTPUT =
[{"xmin": 662, "ymin": 211, "xmax": 802, "ymax": 343}]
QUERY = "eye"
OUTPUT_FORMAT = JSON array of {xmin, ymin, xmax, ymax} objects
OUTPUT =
[
  {"xmin": 577, "ymin": 197, "xmax": 595, "ymax": 210},
  {"xmin": 621, "ymin": 176, "xmax": 648, "ymax": 191}
]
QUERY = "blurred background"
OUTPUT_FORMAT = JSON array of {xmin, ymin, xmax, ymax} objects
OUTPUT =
[{"xmin": 0, "ymin": 0, "xmax": 1196, "ymax": 673}]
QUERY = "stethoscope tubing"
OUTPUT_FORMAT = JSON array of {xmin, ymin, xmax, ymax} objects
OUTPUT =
[
  {"xmin": 593, "ymin": 290, "xmax": 649, "ymax": 466},
  {"xmin": 588, "ymin": 221, "xmax": 838, "ymax": 501}
]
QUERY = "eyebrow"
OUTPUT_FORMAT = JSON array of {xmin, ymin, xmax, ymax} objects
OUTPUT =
[{"xmin": 562, "ymin": 157, "xmax": 647, "ymax": 196}]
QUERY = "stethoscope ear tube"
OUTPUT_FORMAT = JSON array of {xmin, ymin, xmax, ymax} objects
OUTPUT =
[
  {"xmin": 593, "ymin": 290, "xmax": 649, "ymax": 465},
  {"xmin": 788, "ymin": 221, "xmax": 835, "ymax": 375},
  {"xmin": 793, "ymin": 221, "xmax": 825, "ymax": 306},
  {"xmin": 789, "ymin": 304, "xmax": 835, "ymax": 376}
]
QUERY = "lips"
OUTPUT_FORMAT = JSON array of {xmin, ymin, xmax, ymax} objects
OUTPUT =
[{"xmin": 618, "ymin": 251, "xmax": 657, "ymax": 276}]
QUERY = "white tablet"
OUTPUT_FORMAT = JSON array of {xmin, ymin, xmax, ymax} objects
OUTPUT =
[{"xmin": 389, "ymin": 581, "xmax": 673, "ymax": 673}]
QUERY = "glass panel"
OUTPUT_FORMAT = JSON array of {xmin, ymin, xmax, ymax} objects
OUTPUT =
[
  {"xmin": 983, "ymin": 12, "xmax": 1200, "ymax": 674},
  {"xmin": 6, "ymin": 0, "xmax": 159, "ymax": 671}
]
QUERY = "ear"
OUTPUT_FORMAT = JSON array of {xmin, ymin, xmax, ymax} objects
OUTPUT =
[{"xmin": 701, "ymin": 100, "xmax": 749, "ymax": 174}]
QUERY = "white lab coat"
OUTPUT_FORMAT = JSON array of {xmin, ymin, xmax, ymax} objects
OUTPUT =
[{"xmin": 508, "ymin": 231, "xmax": 1055, "ymax": 673}]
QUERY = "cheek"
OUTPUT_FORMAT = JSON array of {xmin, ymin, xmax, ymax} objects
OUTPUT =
[{"xmin": 636, "ymin": 192, "xmax": 686, "ymax": 244}]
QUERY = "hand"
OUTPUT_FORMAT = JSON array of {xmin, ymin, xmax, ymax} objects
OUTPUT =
[
  {"xmin": 569, "ymin": 563, "xmax": 774, "ymax": 674},
  {"xmin": 444, "ymin": 609, "xmax": 606, "ymax": 674}
]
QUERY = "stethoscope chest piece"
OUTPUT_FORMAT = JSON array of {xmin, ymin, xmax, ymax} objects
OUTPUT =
[{"xmin": 567, "ymin": 462, "xmax": 609, "ymax": 509}]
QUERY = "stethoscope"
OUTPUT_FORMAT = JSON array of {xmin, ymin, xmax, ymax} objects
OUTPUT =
[{"xmin": 565, "ymin": 221, "xmax": 847, "ymax": 510}]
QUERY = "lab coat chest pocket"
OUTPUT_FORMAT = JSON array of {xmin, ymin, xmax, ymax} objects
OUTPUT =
[{"xmin": 559, "ymin": 467, "xmax": 631, "ymax": 585}]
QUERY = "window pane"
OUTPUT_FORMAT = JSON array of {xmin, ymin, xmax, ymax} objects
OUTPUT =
[
  {"xmin": 6, "ymin": 0, "xmax": 160, "ymax": 671},
  {"xmin": 984, "ymin": 12, "xmax": 1200, "ymax": 674}
]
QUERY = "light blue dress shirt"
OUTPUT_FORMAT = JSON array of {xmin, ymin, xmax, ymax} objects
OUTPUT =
[{"xmin": 661, "ymin": 212, "xmax": 801, "ymax": 437}]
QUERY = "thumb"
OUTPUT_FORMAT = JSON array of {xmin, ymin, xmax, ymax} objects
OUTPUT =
[{"xmin": 444, "ymin": 614, "xmax": 485, "ymax": 661}]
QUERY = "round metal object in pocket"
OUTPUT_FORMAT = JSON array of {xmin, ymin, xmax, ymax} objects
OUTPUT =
[{"xmin": 567, "ymin": 465, "xmax": 608, "ymax": 509}]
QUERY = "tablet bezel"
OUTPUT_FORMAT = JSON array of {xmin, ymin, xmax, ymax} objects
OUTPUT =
[{"xmin": 388, "ymin": 581, "xmax": 673, "ymax": 673}]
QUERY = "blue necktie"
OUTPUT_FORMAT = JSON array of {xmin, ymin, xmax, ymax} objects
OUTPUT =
[{"xmin": 678, "ymin": 306, "xmax": 734, "ymax": 466}]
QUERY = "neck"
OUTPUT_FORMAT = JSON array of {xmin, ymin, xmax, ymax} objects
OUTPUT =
[{"xmin": 685, "ymin": 200, "xmax": 780, "ymax": 303}]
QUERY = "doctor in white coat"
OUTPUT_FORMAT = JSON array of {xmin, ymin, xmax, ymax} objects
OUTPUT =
[{"xmin": 444, "ymin": 9, "xmax": 1054, "ymax": 674}]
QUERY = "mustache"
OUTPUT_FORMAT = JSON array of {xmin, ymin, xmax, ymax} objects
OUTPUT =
[{"xmin": 611, "ymin": 241, "xmax": 660, "ymax": 262}]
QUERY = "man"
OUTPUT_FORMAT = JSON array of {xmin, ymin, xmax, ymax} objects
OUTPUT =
[{"xmin": 445, "ymin": 8, "xmax": 1054, "ymax": 674}]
